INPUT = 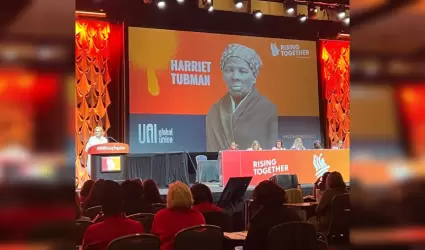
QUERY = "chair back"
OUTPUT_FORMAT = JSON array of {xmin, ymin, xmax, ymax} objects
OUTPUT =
[
  {"xmin": 75, "ymin": 220, "xmax": 93, "ymax": 245},
  {"xmin": 107, "ymin": 233, "xmax": 160, "ymax": 250},
  {"xmin": 202, "ymin": 211, "xmax": 230, "ymax": 232},
  {"xmin": 93, "ymin": 213, "xmax": 105, "ymax": 223},
  {"xmin": 174, "ymin": 225, "xmax": 223, "ymax": 250},
  {"xmin": 328, "ymin": 193, "xmax": 350, "ymax": 243},
  {"xmin": 127, "ymin": 213, "xmax": 155, "ymax": 233},
  {"xmin": 149, "ymin": 203, "xmax": 166, "ymax": 214},
  {"xmin": 316, "ymin": 239, "xmax": 328, "ymax": 250},
  {"xmin": 195, "ymin": 155, "xmax": 208, "ymax": 182},
  {"xmin": 84, "ymin": 205, "xmax": 102, "ymax": 220},
  {"xmin": 195, "ymin": 155, "xmax": 208, "ymax": 164},
  {"xmin": 268, "ymin": 222, "xmax": 317, "ymax": 250},
  {"xmin": 285, "ymin": 189, "xmax": 303, "ymax": 204},
  {"xmin": 84, "ymin": 242, "xmax": 108, "ymax": 250}
]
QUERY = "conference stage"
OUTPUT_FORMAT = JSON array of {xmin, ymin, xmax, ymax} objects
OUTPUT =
[
  {"xmin": 80, "ymin": 26, "xmax": 350, "ymax": 194},
  {"xmin": 123, "ymin": 149, "xmax": 349, "ymax": 195}
]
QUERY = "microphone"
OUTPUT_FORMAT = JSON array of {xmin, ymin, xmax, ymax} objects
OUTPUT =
[{"xmin": 107, "ymin": 136, "xmax": 119, "ymax": 143}]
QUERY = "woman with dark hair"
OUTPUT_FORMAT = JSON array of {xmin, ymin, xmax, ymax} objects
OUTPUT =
[
  {"xmin": 313, "ymin": 172, "xmax": 331, "ymax": 201},
  {"xmin": 190, "ymin": 183, "xmax": 222, "ymax": 213},
  {"xmin": 80, "ymin": 179, "xmax": 95, "ymax": 204},
  {"xmin": 272, "ymin": 140, "xmax": 285, "ymax": 150},
  {"xmin": 314, "ymin": 171, "xmax": 348, "ymax": 231},
  {"xmin": 76, "ymin": 192, "xmax": 91, "ymax": 221},
  {"xmin": 244, "ymin": 181, "xmax": 301, "ymax": 250},
  {"xmin": 142, "ymin": 179, "xmax": 164, "ymax": 205},
  {"xmin": 82, "ymin": 181, "xmax": 144, "ymax": 250},
  {"xmin": 313, "ymin": 140, "xmax": 323, "ymax": 149},
  {"xmin": 82, "ymin": 179, "xmax": 106, "ymax": 212},
  {"xmin": 121, "ymin": 180, "xmax": 149, "ymax": 215}
]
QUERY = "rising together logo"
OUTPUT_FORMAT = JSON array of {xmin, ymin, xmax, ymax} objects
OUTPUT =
[
  {"xmin": 313, "ymin": 153, "xmax": 330, "ymax": 178},
  {"xmin": 270, "ymin": 43, "xmax": 280, "ymax": 57},
  {"xmin": 270, "ymin": 43, "xmax": 311, "ymax": 58}
]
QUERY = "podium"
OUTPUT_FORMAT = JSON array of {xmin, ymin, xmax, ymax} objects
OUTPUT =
[{"xmin": 87, "ymin": 143, "xmax": 130, "ymax": 181}]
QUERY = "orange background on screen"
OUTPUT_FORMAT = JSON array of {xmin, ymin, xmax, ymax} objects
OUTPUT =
[{"xmin": 129, "ymin": 27, "xmax": 319, "ymax": 116}]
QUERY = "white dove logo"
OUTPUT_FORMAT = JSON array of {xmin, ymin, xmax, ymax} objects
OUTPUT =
[
  {"xmin": 313, "ymin": 153, "xmax": 330, "ymax": 178},
  {"xmin": 270, "ymin": 43, "xmax": 280, "ymax": 56},
  {"xmin": 106, "ymin": 158, "xmax": 115, "ymax": 170}
]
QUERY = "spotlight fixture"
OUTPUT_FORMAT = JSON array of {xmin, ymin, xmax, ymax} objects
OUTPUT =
[
  {"xmin": 202, "ymin": 0, "xmax": 213, "ymax": 12},
  {"xmin": 253, "ymin": 10, "xmax": 263, "ymax": 19},
  {"xmin": 156, "ymin": 0, "xmax": 166, "ymax": 9},
  {"xmin": 234, "ymin": 0, "xmax": 243, "ymax": 9},
  {"xmin": 176, "ymin": 0, "xmax": 184, "ymax": 4},
  {"xmin": 285, "ymin": 0, "xmax": 296, "ymax": 15},
  {"xmin": 307, "ymin": 3, "xmax": 317, "ymax": 18},
  {"xmin": 298, "ymin": 14, "xmax": 307, "ymax": 22},
  {"xmin": 342, "ymin": 16, "xmax": 350, "ymax": 25},
  {"xmin": 337, "ymin": 5, "xmax": 346, "ymax": 19}
]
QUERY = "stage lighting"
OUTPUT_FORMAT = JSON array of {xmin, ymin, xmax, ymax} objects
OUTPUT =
[
  {"xmin": 202, "ymin": 0, "xmax": 213, "ymax": 12},
  {"xmin": 342, "ymin": 16, "xmax": 350, "ymax": 25},
  {"xmin": 156, "ymin": 0, "xmax": 166, "ymax": 9},
  {"xmin": 337, "ymin": 5, "xmax": 346, "ymax": 19},
  {"xmin": 253, "ymin": 10, "xmax": 263, "ymax": 19},
  {"xmin": 234, "ymin": 0, "xmax": 243, "ymax": 9},
  {"xmin": 298, "ymin": 14, "xmax": 307, "ymax": 22},
  {"xmin": 307, "ymin": 3, "xmax": 317, "ymax": 18},
  {"xmin": 285, "ymin": 0, "xmax": 296, "ymax": 15},
  {"xmin": 176, "ymin": 0, "xmax": 184, "ymax": 4}
]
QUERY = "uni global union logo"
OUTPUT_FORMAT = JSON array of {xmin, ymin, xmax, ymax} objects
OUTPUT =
[{"xmin": 138, "ymin": 123, "xmax": 174, "ymax": 144}]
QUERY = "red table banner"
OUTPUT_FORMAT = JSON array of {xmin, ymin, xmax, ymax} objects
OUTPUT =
[{"xmin": 220, "ymin": 149, "xmax": 350, "ymax": 186}]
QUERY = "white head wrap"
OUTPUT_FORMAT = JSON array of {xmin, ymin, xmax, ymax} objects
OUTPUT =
[{"xmin": 220, "ymin": 44, "xmax": 263, "ymax": 78}]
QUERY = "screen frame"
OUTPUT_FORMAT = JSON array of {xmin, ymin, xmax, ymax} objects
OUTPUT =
[{"xmin": 124, "ymin": 26, "xmax": 325, "ymax": 154}]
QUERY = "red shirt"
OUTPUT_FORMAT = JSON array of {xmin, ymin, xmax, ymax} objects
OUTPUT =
[
  {"xmin": 192, "ymin": 202, "xmax": 223, "ymax": 213},
  {"xmin": 82, "ymin": 215, "xmax": 144, "ymax": 250},
  {"xmin": 151, "ymin": 208, "xmax": 205, "ymax": 250}
]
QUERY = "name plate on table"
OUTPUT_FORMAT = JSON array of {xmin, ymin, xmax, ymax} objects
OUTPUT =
[{"xmin": 219, "ymin": 149, "xmax": 349, "ymax": 186}]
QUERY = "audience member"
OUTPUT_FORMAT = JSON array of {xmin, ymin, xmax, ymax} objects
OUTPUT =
[
  {"xmin": 82, "ymin": 180, "xmax": 144, "ymax": 250},
  {"xmin": 82, "ymin": 179, "xmax": 106, "ymax": 212},
  {"xmin": 151, "ymin": 181, "xmax": 205, "ymax": 250},
  {"xmin": 80, "ymin": 179, "xmax": 95, "ymax": 204},
  {"xmin": 244, "ymin": 181, "xmax": 302, "ymax": 250},
  {"xmin": 143, "ymin": 179, "xmax": 164, "ymax": 205},
  {"xmin": 190, "ymin": 183, "xmax": 223, "ymax": 213},
  {"xmin": 314, "ymin": 171, "xmax": 348, "ymax": 231},
  {"xmin": 132, "ymin": 178, "xmax": 143, "ymax": 186},
  {"xmin": 76, "ymin": 192, "xmax": 91, "ymax": 221},
  {"xmin": 121, "ymin": 180, "xmax": 149, "ymax": 215},
  {"xmin": 313, "ymin": 172, "xmax": 331, "ymax": 200}
]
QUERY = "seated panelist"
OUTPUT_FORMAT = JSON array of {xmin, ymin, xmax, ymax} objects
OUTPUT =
[
  {"xmin": 272, "ymin": 140, "xmax": 285, "ymax": 150},
  {"xmin": 313, "ymin": 140, "xmax": 323, "ymax": 149},
  {"xmin": 229, "ymin": 141, "xmax": 239, "ymax": 150},
  {"xmin": 247, "ymin": 140, "xmax": 262, "ymax": 151},
  {"xmin": 290, "ymin": 137, "xmax": 306, "ymax": 150}
]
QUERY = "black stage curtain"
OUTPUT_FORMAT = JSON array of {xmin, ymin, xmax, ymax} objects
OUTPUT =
[{"xmin": 126, "ymin": 152, "xmax": 190, "ymax": 188}]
